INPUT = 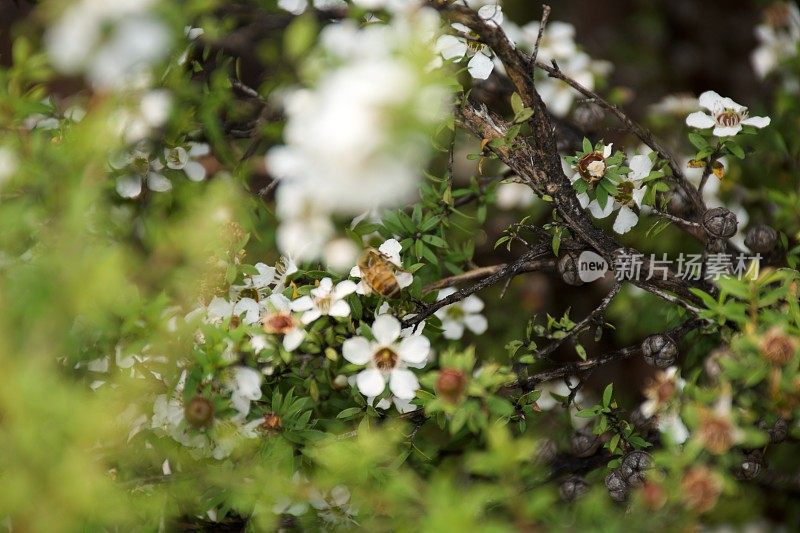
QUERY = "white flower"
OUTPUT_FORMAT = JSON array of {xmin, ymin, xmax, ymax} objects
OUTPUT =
[
  {"xmin": 262, "ymin": 294, "xmax": 306, "ymax": 351},
  {"xmin": 233, "ymin": 262, "xmax": 276, "ymax": 301},
  {"xmin": 165, "ymin": 143, "xmax": 211, "ymax": 182},
  {"xmin": 350, "ymin": 238, "xmax": 413, "ymax": 295},
  {"xmin": 495, "ymin": 181, "xmax": 537, "ymax": 210},
  {"xmin": 649, "ymin": 93, "xmax": 699, "ymax": 117},
  {"xmin": 568, "ymin": 143, "xmax": 613, "ymax": 209},
  {"xmin": 206, "ymin": 296, "xmax": 261, "ymax": 325},
  {"xmin": 751, "ymin": 3, "xmax": 800, "ymax": 78},
  {"xmin": 536, "ymin": 377, "xmax": 584, "ymax": 411},
  {"xmin": 111, "ymin": 147, "xmax": 171, "ymax": 198},
  {"xmin": 434, "ymin": 287, "xmax": 488, "ymax": 340},
  {"xmin": 324, "ymin": 238, "xmax": 360, "ymax": 274},
  {"xmin": 310, "ymin": 484, "xmax": 358, "ymax": 525},
  {"xmin": 435, "ymin": 5, "xmax": 503, "ymax": 80},
  {"xmin": 657, "ymin": 411, "xmax": 689, "ymax": 445},
  {"xmin": 686, "ymin": 91, "xmax": 771, "ymax": 137},
  {"xmin": 586, "ymin": 153, "xmax": 651, "ymax": 235},
  {"xmin": 518, "ymin": 21, "xmax": 578, "ymax": 62},
  {"xmin": 250, "ymin": 334, "xmax": 269, "ymax": 354},
  {"xmin": 290, "ymin": 277, "xmax": 357, "ymax": 324},
  {"xmin": 538, "ymin": 52, "xmax": 609, "ymax": 117},
  {"xmin": 228, "ymin": 366, "xmax": 263, "ymax": 418},
  {"xmin": 342, "ymin": 315, "xmax": 430, "ymax": 400},
  {"xmin": 111, "ymin": 90, "xmax": 172, "ymax": 143},
  {"xmin": 275, "ymin": 181, "xmax": 335, "ymax": 262},
  {"xmin": 277, "ymin": 0, "xmax": 347, "ymax": 15}
]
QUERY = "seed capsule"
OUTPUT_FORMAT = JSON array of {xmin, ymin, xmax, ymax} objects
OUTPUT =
[
  {"xmin": 738, "ymin": 451, "xmax": 763, "ymax": 480},
  {"xmin": 559, "ymin": 475, "xmax": 589, "ymax": 502},
  {"xmin": 641, "ymin": 334, "xmax": 678, "ymax": 368},
  {"xmin": 744, "ymin": 224, "xmax": 778, "ymax": 253},
  {"xmin": 436, "ymin": 368, "xmax": 468, "ymax": 404},
  {"xmin": 571, "ymin": 427, "xmax": 600, "ymax": 458},
  {"xmin": 770, "ymin": 418, "xmax": 789, "ymax": 443},
  {"xmin": 185, "ymin": 396, "xmax": 215, "ymax": 428},
  {"xmin": 605, "ymin": 469, "xmax": 629, "ymax": 503},
  {"xmin": 702, "ymin": 207, "xmax": 738, "ymax": 239},
  {"xmin": 619, "ymin": 451, "xmax": 652, "ymax": 487},
  {"xmin": 558, "ymin": 252, "xmax": 584, "ymax": 286}
]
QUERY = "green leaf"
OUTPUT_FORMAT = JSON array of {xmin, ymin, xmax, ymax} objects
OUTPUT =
[
  {"xmin": 688, "ymin": 132, "xmax": 709, "ymax": 150},
  {"xmin": 510, "ymin": 92, "xmax": 524, "ymax": 115},
  {"xmin": 284, "ymin": 14, "xmax": 318, "ymax": 60},
  {"xmin": 726, "ymin": 142, "xmax": 745, "ymax": 159},
  {"xmin": 602, "ymin": 383, "xmax": 613, "ymax": 407},
  {"xmin": 582, "ymin": 137, "xmax": 593, "ymax": 153},
  {"xmin": 337, "ymin": 407, "xmax": 363, "ymax": 419}
]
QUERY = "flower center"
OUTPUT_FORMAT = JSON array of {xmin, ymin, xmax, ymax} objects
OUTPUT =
[
  {"xmin": 578, "ymin": 152, "xmax": 605, "ymax": 183},
  {"xmin": 446, "ymin": 306, "xmax": 465, "ymax": 320},
  {"xmin": 132, "ymin": 155, "xmax": 150, "ymax": 174},
  {"xmin": 714, "ymin": 109, "xmax": 743, "ymax": 128},
  {"xmin": 373, "ymin": 347, "xmax": 398, "ymax": 371},
  {"xmin": 617, "ymin": 181, "xmax": 635, "ymax": 206},
  {"xmin": 315, "ymin": 295, "xmax": 332, "ymax": 314},
  {"xmin": 263, "ymin": 313, "xmax": 295, "ymax": 334}
]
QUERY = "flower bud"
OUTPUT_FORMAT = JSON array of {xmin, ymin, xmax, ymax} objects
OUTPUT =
[
  {"xmin": 436, "ymin": 368, "xmax": 467, "ymax": 403},
  {"xmin": 641, "ymin": 334, "xmax": 677, "ymax": 368},
  {"xmin": 758, "ymin": 326, "xmax": 798, "ymax": 366},
  {"xmin": 332, "ymin": 374, "xmax": 349, "ymax": 390},
  {"xmin": 702, "ymin": 207, "xmax": 738, "ymax": 239},
  {"xmin": 619, "ymin": 451, "xmax": 652, "ymax": 487},
  {"xmin": 571, "ymin": 427, "xmax": 600, "ymax": 458},
  {"xmin": 185, "ymin": 396, "xmax": 215, "ymax": 428},
  {"xmin": 559, "ymin": 475, "xmax": 589, "ymax": 502},
  {"xmin": 744, "ymin": 224, "xmax": 778, "ymax": 253},
  {"xmin": 605, "ymin": 469, "xmax": 629, "ymax": 503},
  {"xmin": 558, "ymin": 252, "xmax": 584, "ymax": 286}
]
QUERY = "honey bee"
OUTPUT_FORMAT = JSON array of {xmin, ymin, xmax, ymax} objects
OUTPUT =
[{"xmin": 357, "ymin": 247, "xmax": 407, "ymax": 298}]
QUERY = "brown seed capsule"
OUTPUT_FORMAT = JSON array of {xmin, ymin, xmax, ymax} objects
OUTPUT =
[
  {"xmin": 619, "ymin": 451, "xmax": 652, "ymax": 487},
  {"xmin": 558, "ymin": 252, "xmax": 584, "ymax": 286},
  {"xmin": 571, "ymin": 427, "xmax": 601, "ymax": 458},
  {"xmin": 605, "ymin": 469, "xmax": 629, "ymax": 503},
  {"xmin": 535, "ymin": 439, "xmax": 558, "ymax": 465},
  {"xmin": 759, "ymin": 326, "xmax": 798, "ymax": 366},
  {"xmin": 681, "ymin": 467, "xmax": 722, "ymax": 513},
  {"xmin": 641, "ymin": 334, "xmax": 678, "ymax": 368},
  {"xmin": 770, "ymin": 418, "xmax": 789, "ymax": 443},
  {"xmin": 744, "ymin": 224, "xmax": 778, "ymax": 254},
  {"xmin": 738, "ymin": 451, "xmax": 763, "ymax": 480},
  {"xmin": 559, "ymin": 475, "xmax": 589, "ymax": 502},
  {"xmin": 702, "ymin": 207, "xmax": 738, "ymax": 240},
  {"xmin": 436, "ymin": 368, "xmax": 467, "ymax": 403},
  {"xmin": 185, "ymin": 396, "xmax": 215, "ymax": 428}
]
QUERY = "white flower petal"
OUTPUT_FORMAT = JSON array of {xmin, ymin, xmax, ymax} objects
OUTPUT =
[
  {"xmin": 395, "ymin": 272, "xmax": 413, "ymax": 289},
  {"xmin": 628, "ymin": 154, "xmax": 653, "ymax": 181},
  {"xmin": 183, "ymin": 160, "xmax": 207, "ymax": 182},
  {"xmin": 283, "ymin": 329, "xmax": 305, "ymax": 352},
  {"xmin": 333, "ymin": 280, "xmax": 357, "ymax": 298},
  {"xmin": 712, "ymin": 125, "xmax": 742, "ymax": 137},
  {"xmin": 342, "ymin": 336, "xmax": 372, "ymax": 365},
  {"xmin": 435, "ymin": 34, "xmax": 468, "ymax": 61},
  {"xmin": 588, "ymin": 198, "xmax": 614, "ymax": 219},
  {"xmin": 378, "ymin": 239, "xmax": 402, "ymax": 264},
  {"xmin": 467, "ymin": 52, "xmax": 494, "ymax": 80},
  {"xmin": 463, "ymin": 314, "xmax": 488, "ymax": 335},
  {"xmin": 613, "ymin": 205, "xmax": 639, "ymax": 235},
  {"xmin": 461, "ymin": 295, "xmax": 484, "ymax": 314},
  {"xmin": 350, "ymin": 265, "xmax": 363, "ymax": 278},
  {"xmin": 685, "ymin": 111, "xmax": 716, "ymax": 129},
  {"xmin": 389, "ymin": 369, "xmax": 419, "ymax": 400},
  {"xmin": 356, "ymin": 368, "xmax": 386, "ymax": 398},
  {"xmin": 372, "ymin": 314, "xmax": 401, "ymax": 345},
  {"xmin": 301, "ymin": 309, "xmax": 322, "ymax": 324},
  {"xmin": 328, "ymin": 299, "xmax": 351, "ymax": 318},
  {"xmin": 290, "ymin": 296, "xmax": 314, "ymax": 312},
  {"xmin": 146, "ymin": 172, "xmax": 172, "ymax": 192},
  {"xmin": 397, "ymin": 335, "xmax": 430, "ymax": 365},
  {"xmin": 741, "ymin": 115, "xmax": 770, "ymax": 128},
  {"xmin": 116, "ymin": 175, "xmax": 142, "ymax": 198},
  {"xmin": 442, "ymin": 319, "xmax": 465, "ymax": 340},
  {"xmin": 697, "ymin": 90, "xmax": 723, "ymax": 111},
  {"xmin": 576, "ymin": 192, "xmax": 590, "ymax": 209}
]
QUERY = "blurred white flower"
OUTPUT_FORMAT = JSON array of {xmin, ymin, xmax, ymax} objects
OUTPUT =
[
  {"xmin": 277, "ymin": 0, "xmax": 347, "ymax": 15},
  {"xmin": 290, "ymin": 277, "xmax": 357, "ymax": 324},
  {"xmin": 165, "ymin": 143, "xmax": 210, "ymax": 182},
  {"xmin": 45, "ymin": 0, "xmax": 170, "ymax": 90},
  {"xmin": 538, "ymin": 52, "xmax": 610, "ymax": 118},
  {"xmin": 686, "ymin": 91, "xmax": 771, "ymax": 137},
  {"xmin": 751, "ymin": 2, "xmax": 800, "ymax": 78},
  {"xmin": 434, "ymin": 288, "xmax": 488, "ymax": 339},
  {"xmin": 111, "ymin": 147, "xmax": 171, "ymax": 198},
  {"xmin": 227, "ymin": 366, "xmax": 263, "ymax": 419},
  {"xmin": 324, "ymin": 238, "xmax": 360, "ymax": 273},
  {"xmin": 112, "ymin": 89, "xmax": 172, "ymax": 143},
  {"xmin": 649, "ymin": 93, "xmax": 699, "ymax": 117},
  {"xmin": 495, "ymin": 180, "xmax": 537, "ymax": 210},
  {"xmin": 0, "ymin": 147, "xmax": 18, "ymax": 185},
  {"xmin": 435, "ymin": 5, "xmax": 503, "ymax": 80},
  {"xmin": 206, "ymin": 296, "xmax": 261, "ymax": 325},
  {"xmin": 342, "ymin": 315, "xmax": 430, "ymax": 400}
]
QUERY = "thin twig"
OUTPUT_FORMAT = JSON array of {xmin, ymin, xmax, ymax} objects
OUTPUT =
[
  {"xmin": 533, "ymin": 283, "xmax": 622, "ymax": 360},
  {"xmin": 423, "ymin": 258, "xmax": 556, "ymax": 293},
  {"xmin": 531, "ymin": 5, "xmax": 551, "ymax": 64}
]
